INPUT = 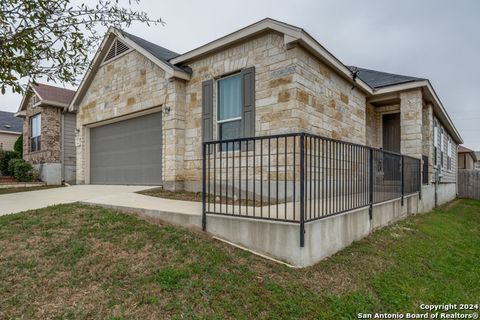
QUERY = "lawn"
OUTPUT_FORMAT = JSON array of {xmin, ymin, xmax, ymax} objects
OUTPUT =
[
  {"xmin": 0, "ymin": 199, "xmax": 478, "ymax": 319},
  {"xmin": 0, "ymin": 184, "xmax": 63, "ymax": 195}
]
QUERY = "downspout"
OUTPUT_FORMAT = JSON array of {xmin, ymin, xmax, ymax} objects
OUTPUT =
[{"xmin": 61, "ymin": 111, "xmax": 65, "ymax": 183}]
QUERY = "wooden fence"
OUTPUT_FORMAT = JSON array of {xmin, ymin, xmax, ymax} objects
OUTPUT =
[{"xmin": 458, "ymin": 169, "xmax": 480, "ymax": 200}]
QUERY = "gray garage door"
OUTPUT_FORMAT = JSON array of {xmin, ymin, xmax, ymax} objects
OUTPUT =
[{"xmin": 90, "ymin": 112, "xmax": 162, "ymax": 185}]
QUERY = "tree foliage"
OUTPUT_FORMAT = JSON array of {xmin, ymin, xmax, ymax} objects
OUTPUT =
[
  {"xmin": 14, "ymin": 134, "xmax": 23, "ymax": 157},
  {"xmin": 0, "ymin": 0, "xmax": 163, "ymax": 94}
]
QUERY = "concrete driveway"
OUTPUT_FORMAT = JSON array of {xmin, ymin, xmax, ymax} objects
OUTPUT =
[{"xmin": 0, "ymin": 185, "xmax": 156, "ymax": 216}]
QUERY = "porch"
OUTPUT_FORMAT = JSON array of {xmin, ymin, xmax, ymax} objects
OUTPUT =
[{"xmin": 202, "ymin": 133, "xmax": 421, "ymax": 258}]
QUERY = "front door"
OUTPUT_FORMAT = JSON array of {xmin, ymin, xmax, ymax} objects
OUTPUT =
[
  {"xmin": 382, "ymin": 113, "xmax": 401, "ymax": 181},
  {"xmin": 382, "ymin": 113, "xmax": 400, "ymax": 153}
]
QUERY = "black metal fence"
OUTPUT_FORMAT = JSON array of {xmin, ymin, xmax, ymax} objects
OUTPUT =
[{"xmin": 202, "ymin": 132, "xmax": 421, "ymax": 245}]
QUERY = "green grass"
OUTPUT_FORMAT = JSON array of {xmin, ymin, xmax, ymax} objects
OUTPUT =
[
  {"xmin": 0, "ymin": 184, "xmax": 63, "ymax": 195},
  {"xmin": 0, "ymin": 199, "xmax": 478, "ymax": 319}
]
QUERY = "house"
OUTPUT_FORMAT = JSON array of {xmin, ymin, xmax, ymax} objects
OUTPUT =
[
  {"xmin": 15, "ymin": 83, "xmax": 77, "ymax": 184},
  {"xmin": 476, "ymin": 152, "xmax": 480, "ymax": 170},
  {"xmin": 69, "ymin": 18, "xmax": 461, "ymax": 196},
  {"xmin": 0, "ymin": 111, "xmax": 22, "ymax": 151},
  {"xmin": 68, "ymin": 18, "xmax": 463, "ymax": 266},
  {"xmin": 458, "ymin": 146, "xmax": 478, "ymax": 170}
]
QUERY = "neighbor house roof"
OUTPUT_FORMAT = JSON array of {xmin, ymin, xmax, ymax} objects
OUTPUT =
[
  {"xmin": 16, "ymin": 83, "xmax": 76, "ymax": 117},
  {"xmin": 33, "ymin": 83, "xmax": 76, "ymax": 106},
  {"xmin": 0, "ymin": 111, "xmax": 22, "ymax": 133},
  {"xmin": 348, "ymin": 66, "xmax": 426, "ymax": 89},
  {"xmin": 458, "ymin": 146, "xmax": 478, "ymax": 161}
]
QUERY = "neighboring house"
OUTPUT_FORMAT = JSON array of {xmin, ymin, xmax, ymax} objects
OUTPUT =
[
  {"xmin": 69, "ymin": 18, "xmax": 461, "ymax": 206},
  {"xmin": 0, "ymin": 111, "xmax": 22, "ymax": 151},
  {"xmin": 476, "ymin": 152, "xmax": 480, "ymax": 170},
  {"xmin": 15, "ymin": 83, "xmax": 77, "ymax": 184},
  {"xmin": 458, "ymin": 146, "xmax": 478, "ymax": 170}
]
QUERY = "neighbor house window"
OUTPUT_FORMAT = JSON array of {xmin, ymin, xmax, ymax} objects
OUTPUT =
[
  {"xmin": 30, "ymin": 114, "xmax": 41, "ymax": 152},
  {"xmin": 218, "ymin": 74, "xmax": 242, "ymax": 149}
]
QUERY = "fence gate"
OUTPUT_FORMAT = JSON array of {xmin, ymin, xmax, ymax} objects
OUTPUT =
[{"xmin": 458, "ymin": 169, "xmax": 480, "ymax": 200}]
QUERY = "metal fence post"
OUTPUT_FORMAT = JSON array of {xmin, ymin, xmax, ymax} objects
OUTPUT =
[
  {"xmin": 418, "ymin": 158, "xmax": 422, "ymax": 200},
  {"xmin": 368, "ymin": 149, "xmax": 373, "ymax": 220},
  {"xmin": 202, "ymin": 142, "xmax": 207, "ymax": 231},
  {"xmin": 401, "ymin": 155, "xmax": 405, "ymax": 206},
  {"xmin": 299, "ymin": 133, "xmax": 305, "ymax": 247}
]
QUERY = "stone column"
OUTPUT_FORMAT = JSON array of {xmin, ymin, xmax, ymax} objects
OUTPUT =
[
  {"xmin": 162, "ymin": 78, "xmax": 186, "ymax": 191},
  {"xmin": 400, "ymin": 89, "xmax": 423, "ymax": 159},
  {"xmin": 422, "ymin": 102, "xmax": 434, "ymax": 183}
]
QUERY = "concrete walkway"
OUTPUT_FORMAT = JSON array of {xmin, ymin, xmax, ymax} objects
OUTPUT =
[{"xmin": 0, "ymin": 185, "xmax": 156, "ymax": 216}]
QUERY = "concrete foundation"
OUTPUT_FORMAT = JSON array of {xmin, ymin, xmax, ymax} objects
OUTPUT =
[
  {"xmin": 63, "ymin": 165, "xmax": 76, "ymax": 184},
  {"xmin": 207, "ymin": 193, "xmax": 422, "ymax": 267},
  {"xmin": 34, "ymin": 163, "xmax": 62, "ymax": 185}
]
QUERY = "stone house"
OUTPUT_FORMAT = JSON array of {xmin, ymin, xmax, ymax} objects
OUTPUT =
[
  {"xmin": 16, "ymin": 83, "xmax": 77, "ymax": 184},
  {"xmin": 458, "ymin": 146, "xmax": 478, "ymax": 170},
  {"xmin": 69, "ymin": 18, "xmax": 462, "ymax": 209},
  {"xmin": 0, "ymin": 111, "xmax": 22, "ymax": 152}
]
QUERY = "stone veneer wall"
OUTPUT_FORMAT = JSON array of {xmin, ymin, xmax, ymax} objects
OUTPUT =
[
  {"xmin": 23, "ymin": 95, "xmax": 62, "ymax": 165},
  {"xmin": 180, "ymin": 33, "xmax": 368, "ymax": 191},
  {"xmin": 293, "ymin": 46, "xmax": 367, "ymax": 145}
]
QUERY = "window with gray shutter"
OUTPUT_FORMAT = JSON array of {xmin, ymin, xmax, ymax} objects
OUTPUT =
[
  {"xmin": 241, "ymin": 67, "xmax": 255, "ymax": 139},
  {"xmin": 202, "ymin": 79, "xmax": 213, "ymax": 142}
]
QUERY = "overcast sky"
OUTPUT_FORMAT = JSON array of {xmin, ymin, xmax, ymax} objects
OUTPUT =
[{"xmin": 2, "ymin": 0, "xmax": 479, "ymax": 149}]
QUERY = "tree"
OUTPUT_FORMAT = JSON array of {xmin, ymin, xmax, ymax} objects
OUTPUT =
[
  {"xmin": 0, "ymin": 0, "xmax": 163, "ymax": 94},
  {"xmin": 14, "ymin": 134, "xmax": 23, "ymax": 157}
]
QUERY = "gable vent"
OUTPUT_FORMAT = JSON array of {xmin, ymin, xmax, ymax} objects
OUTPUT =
[{"xmin": 103, "ymin": 39, "xmax": 131, "ymax": 63}]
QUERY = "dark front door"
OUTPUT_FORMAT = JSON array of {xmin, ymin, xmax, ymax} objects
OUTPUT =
[
  {"xmin": 382, "ymin": 113, "xmax": 401, "ymax": 181},
  {"xmin": 382, "ymin": 113, "xmax": 400, "ymax": 153}
]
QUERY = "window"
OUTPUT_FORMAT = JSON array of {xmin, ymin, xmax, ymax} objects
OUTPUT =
[
  {"xmin": 218, "ymin": 74, "xmax": 242, "ymax": 149},
  {"xmin": 422, "ymin": 155, "xmax": 429, "ymax": 184},
  {"xmin": 30, "ymin": 114, "xmax": 41, "ymax": 152},
  {"xmin": 433, "ymin": 121, "xmax": 438, "ymax": 166},
  {"xmin": 439, "ymin": 129, "xmax": 444, "ymax": 168},
  {"xmin": 447, "ymin": 138, "xmax": 452, "ymax": 170}
]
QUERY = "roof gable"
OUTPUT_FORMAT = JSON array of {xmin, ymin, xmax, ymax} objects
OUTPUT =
[
  {"xmin": 69, "ymin": 28, "xmax": 191, "ymax": 111},
  {"xmin": 17, "ymin": 83, "xmax": 76, "ymax": 114}
]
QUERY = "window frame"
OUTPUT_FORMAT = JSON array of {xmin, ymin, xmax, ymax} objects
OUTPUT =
[
  {"xmin": 216, "ymin": 72, "xmax": 243, "ymax": 147},
  {"xmin": 30, "ymin": 113, "xmax": 42, "ymax": 152}
]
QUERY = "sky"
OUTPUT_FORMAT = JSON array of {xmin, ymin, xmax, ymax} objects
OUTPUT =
[{"xmin": 2, "ymin": 0, "xmax": 479, "ymax": 149}]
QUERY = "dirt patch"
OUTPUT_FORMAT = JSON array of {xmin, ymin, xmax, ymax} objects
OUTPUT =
[{"xmin": 138, "ymin": 187, "xmax": 281, "ymax": 207}]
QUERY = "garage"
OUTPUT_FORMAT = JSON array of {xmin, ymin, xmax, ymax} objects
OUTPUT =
[{"xmin": 89, "ymin": 112, "xmax": 162, "ymax": 185}]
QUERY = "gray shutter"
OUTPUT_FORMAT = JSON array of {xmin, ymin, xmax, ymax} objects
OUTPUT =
[
  {"xmin": 241, "ymin": 67, "xmax": 255, "ymax": 138},
  {"xmin": 202, "ymin": 79, "xmax": 213, "ymax": 142}
]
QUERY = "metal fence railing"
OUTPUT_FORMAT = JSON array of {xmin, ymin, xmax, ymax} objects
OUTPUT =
[{"xmin": 201, "ymin": 132, "xmax": 421, "ymax": 246}]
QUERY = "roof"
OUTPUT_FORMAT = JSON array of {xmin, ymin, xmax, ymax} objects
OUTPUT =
[
  {"xmin": 458, "ymin": 146, "xmax": 478, "ymax": 161},
  {"xmin": 459, "ymin": 145, "xmax": 474, "ymax": 153},
  {"xmin": 120, "ymin": 31, "xmax": 191, "ymax": 74},
  {"xmin": 0, "ymin": 111, "xmax": 22, "ymax": 133},
  {"xmin": 33, "ymin": 83, "xmax": 76, "ymax": 106},
  {"xmin": 348, "ymin": 66, "xmax": 426, "ymax": 89}
]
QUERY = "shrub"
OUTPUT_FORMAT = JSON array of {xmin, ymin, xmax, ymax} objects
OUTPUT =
[
  {"xmin": 14, "ymin": 135, "xmax": 23, "ymax": 157},
  {"xmin": 8, "ymin": 158, "xmax": 24, "ymax": 176},
  {"xmin": 0, "ymin": 150, "xmax": 20, "ymax": 176},
  {"xmin": 12, "ymin": 159, "xmax": 34, "ymax": 182}
]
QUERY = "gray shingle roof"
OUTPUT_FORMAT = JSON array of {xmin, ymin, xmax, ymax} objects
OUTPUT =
[
  {"xmin": 120, "ymin": 31, "xmax": 191, "ymax": 74},
  {"xmin": 0, "ymin": 111, "xmax": 22, "ymax": 133},
  {"xmin": 348, "ymin": 66, "xmax": 426, "ymax": 89}
]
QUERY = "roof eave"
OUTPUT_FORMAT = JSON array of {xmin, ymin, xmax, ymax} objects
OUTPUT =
[
  {"xmin": 373, "ymin": 80, "xmax": 463, "ymax": 144},
  {"xmin": 0, "ymin": 129, "xmax": 22, "ymax": 135}
]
